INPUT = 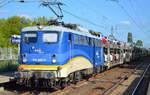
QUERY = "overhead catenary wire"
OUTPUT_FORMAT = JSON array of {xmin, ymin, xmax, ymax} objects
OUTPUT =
[
  {"xmin": 133, "ymin": 0, "xmax": 149, "ymax": 20},
  {"xmin": 78, "ymin": 0, "xmax": 113, "ymax": 25},
  {"xmin": 52, "ymin": 5, "xmax": 106, "ymax": 29},
  {"xmin": 41, "ymin": 1, "xmax": 107, "ymax": 29},
  {"xmin": 128, "ymin": 0, "xmax": 147, "ymax": 32},
  {"xmin": 110, "ymin": 0, "xmax": 150, "ymax": 41},
  {"xmin": 79, "ymin": 0, "xmax": 113, "ymax": 32},
  {"xmin": 128, "ymin": 0, "xmax": 140, "ymax": 20},
  {"xmin": 128, "ymin": 0, "xmax": 150, "ymax": 36},
  {"xmin": 66, "ymin": 0, "xmax": 113, "ymax": 32},
  {"xmin": 0, "ymin": 0, "xmax": 58, "ymax": 8},
  {"xmin": 0, "ymin": 0, "xmax": 42, "ymax": 7},
  {"xmin": 62, "ymin": 0, "xmax": 114, "ymax": 33},
  {"xmin": 62, "ymin": 9, "xmax": 106, "ymax": 29},
  {"xmin": 0, "ymin": 0, "xmax": 107, "ymax": 30},
  {"xmin": 74, "ymin": 0, "xmax": 123, "ymax": 38},
  {"xmin": 0, "ymin": 0, "xmax": 11, "ymax": 8},
  {"xmin": 117, "ymin": 2, "xmax": 143, "ymax": 32}
]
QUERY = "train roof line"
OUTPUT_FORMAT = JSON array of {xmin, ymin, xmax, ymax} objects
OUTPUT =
[
  {"xmin": 21, "ymin": 25, "xmax": 148, "ymax": 49},
  {"xmin": 22, "ymin": 25, "xmax": 102, "ymax": 39}
]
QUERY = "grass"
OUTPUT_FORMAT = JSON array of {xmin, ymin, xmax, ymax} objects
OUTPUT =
[{"xmin": 0, "ymin": 60, "xmax": 18, "ymax": 73}]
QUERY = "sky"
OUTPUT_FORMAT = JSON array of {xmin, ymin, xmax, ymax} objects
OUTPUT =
[{"xmin": 0, "ymin": 0, "xmax": 150, "ymax": 47}]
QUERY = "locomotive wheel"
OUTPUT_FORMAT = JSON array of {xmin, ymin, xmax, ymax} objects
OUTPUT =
[
  {"xmin": 61, "ymin": 78, "xmax": 69, "ymax": 88},
  {"xmin": 75, "ymin": 71, "xmax": 82, "ymax": 82},
  {"xmin": 97, "ymin": 67, "xmax": 101, "ymax": 73},
  {"xmin": 68, "ymin": 73, "xmax": 75, "ymax": 84},
  {"xmin": 93, "ymin": 68, "xmax": 97, "ymax": 77},
  {"xmin": 53, "ymin": 80, "xmax": 62, "ymax": 90}
]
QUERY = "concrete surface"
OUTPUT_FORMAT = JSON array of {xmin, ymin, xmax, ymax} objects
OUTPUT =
[{"xmin": 0, "ymin": 72, "xmax": 14, "ymax": 84}]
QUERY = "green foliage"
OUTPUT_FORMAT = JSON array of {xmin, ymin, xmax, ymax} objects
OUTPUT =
[
  {"xmin": 127, "ymin": 32, "xmax": 133, "ymax": 43},
  {"xmin": 0, "ymin": 61, "xmax": 18, "ymax": 73},
  {"xmin": 0, "ymin": 16, "xmax": 32, "ymax": 47},
  {"xmin": 136, "ymin": 40, "xmax": 143, "ymax": 47},
  {"xmin": 33, "ymin": 16, "xmax": 54, "ymax": 25},
  {"xmin": 0, "ymin": 16, "xmax": 52, "ymax": 47}
]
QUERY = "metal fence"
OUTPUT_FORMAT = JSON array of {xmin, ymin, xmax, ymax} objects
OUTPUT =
[{"xmin": 0, "ymin": 48, "xmax": 18, "ymax": 61}]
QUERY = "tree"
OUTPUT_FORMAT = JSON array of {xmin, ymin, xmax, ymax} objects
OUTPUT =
[
  {"xmin": 127, "ymin": 32, "xmax": 133, "ymax": 43},
  {"xmin": 33, "ymin": 16, "xmax": 49, "ymax": 25},
  {"xmin": 0, "ymin": 16, "xmax": 54, "ymax": 47},
  {"xmin": 136, "ymin": 40, "xmax": 143, "ymax": 47},
  {"xmin": 0, "ymin": 16, "xmax": 32, "ymax": 47}
]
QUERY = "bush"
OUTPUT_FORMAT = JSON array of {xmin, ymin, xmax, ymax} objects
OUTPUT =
[{"xmin": 0, "ymin": 60, "xmax": 18, "ymax": 73}]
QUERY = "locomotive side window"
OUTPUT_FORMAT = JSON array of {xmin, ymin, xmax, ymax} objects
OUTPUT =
[
  {"xmin": 43, "ymin": 32, "xmax": 58, "ymax": 43},
  {"xmin": 68, "ymin": 33, "xmax": 72, "ymax": 43},
  {"xmin": 74, "ymin": 35, "xmax": 78, "ymax": 44},
  {"xmin": 85, "ymin": 37, "xmax": 89, "ymax": 45},
  {"xmin": 98, "ymin": 40, "xmax": 101, "ymax": 47},
  {"xmin": 95, "ymin": 39, "xmax": 99, "ymax": 47},
  {"xmin": 89, "ymin": 38, "xmax": 94, "ymax": 46},
  {"xmin": 24, "ymin": 32, "xmax": 37, "ymax": 44},
  {"xmin": 80, "ymin": 36, "xmax": 85, "ymax": 45}
]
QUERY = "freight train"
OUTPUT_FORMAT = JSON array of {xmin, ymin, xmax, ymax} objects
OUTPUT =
[{"xmin": 14, "ymin": 22, "xmax": 150, "ymax": 89}]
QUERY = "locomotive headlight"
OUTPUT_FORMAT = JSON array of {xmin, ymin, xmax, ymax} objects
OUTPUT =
[
  {"xmin": 52, "ymin": 54, "xmax": 57, "ymax": 63},
  {"xmin": 23, "ymin": 59, "xmax": 27, "ymax": 63},
  {"xmin": 52, "ymin": 59, "xmax": 57, "ymax": 63},
  {"xmin": 37, "ymin": 25, "xmax": 43, "ymax": 30},
  {"xmin": 22, "ymin": 54, "xmax": 27, "ymax": 63}
]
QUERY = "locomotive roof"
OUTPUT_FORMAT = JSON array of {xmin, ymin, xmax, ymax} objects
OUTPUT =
[
  {"xmin": 22, "ymin": 25, "xmax": 102, "ymax": 39},
  {"xmin": 21, "ymin": 25, "xmax": 148, "ymax": 50}
]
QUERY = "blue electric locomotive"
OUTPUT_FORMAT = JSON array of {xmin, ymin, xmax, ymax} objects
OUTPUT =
[
  {"xmin": 15, "ymin": 24, "xmax": 104, "ymax": 88},
  {"xmin": 15, "ymin": 23, "xmax": 150, "ymax": 89}
]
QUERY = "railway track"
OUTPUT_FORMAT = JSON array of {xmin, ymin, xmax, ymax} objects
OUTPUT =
[
  {"xmin": 1, "ymin": 57, "xmax": 149, "ymax": 95},
  {"xmin": 108, "ymin": 57, "xmax": 150, "ymax": 95},
  {"xmin": 131, "ymin": 63, "xmax": 150, "ymax": 95},
  {"xmin": 101, "ymin": 59, "xmax": 148, "ymax": 95}
]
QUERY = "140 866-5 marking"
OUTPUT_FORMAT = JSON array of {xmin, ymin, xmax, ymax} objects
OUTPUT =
[{"xmin": 32, "ymin": 59, "xmax": 47, "ymax": 62}]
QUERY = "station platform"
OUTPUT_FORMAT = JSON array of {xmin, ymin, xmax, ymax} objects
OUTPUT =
[{"xmin": 0, "ymin": 72, "xmax": 14, "ymax": 84}]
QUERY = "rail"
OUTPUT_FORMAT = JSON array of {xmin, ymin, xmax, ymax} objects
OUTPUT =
[
  {"xmin": 101, "ymin": 62, "xmax": 145, "ymax": 95},
  {"xmin": 131, "ymin": 64, "xmax": 150, "ymax": 95}
]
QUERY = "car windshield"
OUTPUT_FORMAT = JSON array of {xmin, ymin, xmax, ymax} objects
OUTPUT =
[
  {"xmin": 43, "ymin": 32, "xmax": 58, "ymax": 43},
  {"xmin": 24, "ymin": 32, "xmax": 37, "ymax": 44}
]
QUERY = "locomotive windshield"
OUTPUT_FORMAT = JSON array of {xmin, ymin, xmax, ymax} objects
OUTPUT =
[
  {"xmin": 43, "ymin": 32, "xmax": 58, "ymax": 43},
  {"xmin": 24, "ymin": 32, "xmax": 37, "ymax": 44}
]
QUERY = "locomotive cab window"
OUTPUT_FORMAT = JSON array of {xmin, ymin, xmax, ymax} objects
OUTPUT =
[
  {"xmin": 43, "ymin": 32, "xmax": 58, "ymax": 43},
  {"xmin": 24, "ymin": 32, "xmax": 37, "ymax": 44}
]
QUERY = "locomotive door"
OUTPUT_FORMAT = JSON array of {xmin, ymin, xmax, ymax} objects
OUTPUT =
[
  {"xmin": 94, "ymin": 39, "xmax": 101, "ymax": 66},
  {"xmin": 89, "ymin": 38, "xmax": 95, "ymax": 65},
  {"xmin": 68, "ymin": 33, "xmax": 73, "ymax": 61}
]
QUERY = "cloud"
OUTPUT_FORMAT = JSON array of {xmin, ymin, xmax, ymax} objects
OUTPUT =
[
  {"xmin": 139, "ymin": 21, "xmax": 150, "ymax": 26},
  {"xmin": 18, "ymin": 14, "xmax": 32, "ymax": 19},
  {"xmin": 119, "ymin": 21, "xmax": 131, "ymax": 25},
  {"xmin": 0, "ymin": 10, "xmax": 9, "ymax": 13}
]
